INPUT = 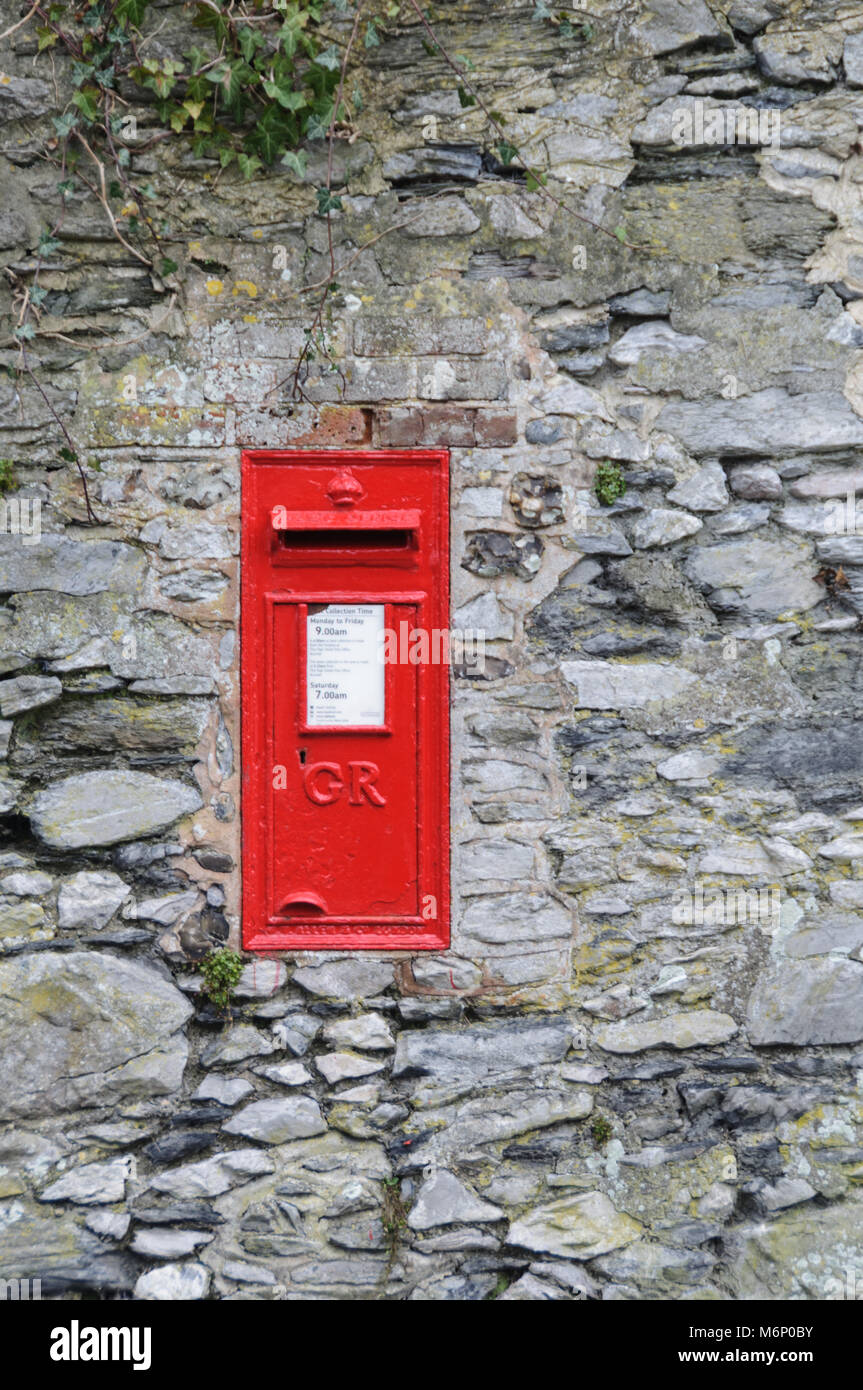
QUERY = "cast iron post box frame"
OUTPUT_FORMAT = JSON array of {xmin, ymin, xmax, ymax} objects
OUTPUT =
[{"xmin": 241, "ymin": 448, "xmax": 450, "ymax": 951}]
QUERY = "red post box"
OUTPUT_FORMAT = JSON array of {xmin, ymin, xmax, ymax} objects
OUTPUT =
[{"xmin": 241, "ymin": 449, "xmax": 450, "ymax": 951}]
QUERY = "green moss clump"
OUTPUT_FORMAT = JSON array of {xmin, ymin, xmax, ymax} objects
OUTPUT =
[
  {"xmin": 198, "ymin": 948, "xmax": 244, "ymax": 1014},
  {"xmin": 594, "ymin": 461, "xmax": 626, "ymax": 507}
]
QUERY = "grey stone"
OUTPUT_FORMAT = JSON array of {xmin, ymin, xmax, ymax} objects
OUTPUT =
[
  {"xmin": 761, "ymin": 1178, "xmax": 816, "ymax": 1212},
  {"xmin": 610, "ymin": 289, "xmax": 671, "ymax": 316},
  {"xmin": 157, "ymin": 568, "xmax": 229, "ymax": 602},
  {"xmin": 597, "ymin": 1011, "xmax": 738, "ymax": 1053},
  {"xmin": 201, "ymin": 1025, "xmax": 276, "ymax": 1066},
  {"xmin": 816, "ymin": 536, "xmax": 863, "ymax": 565},
  {"xmin": 223, "ymin": 1097, "xmax": 326, "ymax": 1143},
  {"xmin": 460, "ymin": 891, "xmax": 571, "ymax": 946},
  {"xmin": 131, "ymin": 890, "xmax": 199, "ymax": 926},
  {"xmin": 0, "ymin": 1202, "xmax": 138, "ymax": 1294},
  {"xmin": 525, "ymin": 417, "xmax": 565, "ymax": 445},
  {"xmin": 733, "ymin": 1200, "xmax": 863, "ymax": 1299},
  {"xmin": 571, "ymin": 513, "xmax": 633, "ymax": 557},
  {"xmin": 419, "ymin": 1089, "xmax": 593, "ymax": 1152},
  {"xmin": 131, "ymin": 1228, "xmax": 214, "ymax": 1258},
  {"xmin": 845, "ymin": 33, "xmax": 863, "ymax": 87},
  {"xmin": 710, "ymin": 503, "xmax": 771, "ymax": 535},
  {"xmin": 0, "ymin": 534, "xmax": 145, "ymax": 596},
  {"xmin": 407, "ymin": 1170, "xmax": 503, "ymax": 1230},
  {"xmin": 0, "ymin": 952, "xmax": 191, "ymax": 1120},
  {"xmin": 40, "ymin": 1157, "xmax": 132, "ymax": 1206},
  {"xmin": 393, "ymin": 1017, "xmax": 573, "ymax": 1094},
  {"xmin": 322, "ymin": 1013, "xmax": 395, "ymax": 1052},
  {"xmin": 452, "ymin": 592, "xmax": 514, "ymax": 641},
  {"xmin": 292, "ymin": 959, "xmax": 394, "ymax": 999},
  {"xmin": 659, "ymin": 390, "xmax": 863, "ymax": 458},
  {"xmin": 728, "ymin": 463, "xmax": 783, "ymax": 500},
  {"xmin": 0, "ymin": 675, "xmax": 61, "ymax": 717},
  {"xmin": 29, "ymin": 771, "xmax": 202, "ymax": 849},
  {"xmin": 754, "ymin": 30, "xmax": 840, "ymax": 85},
  {"xmin": 404, "ymin": 197, "xmax": 479, "ymax": 237},
  {"xmin": 747, "ymin": 958, "xmax": 863, "ymax": 1045},
  {"xmin": 85, "ymin": 1211, "xmax": 130, "ymax": 1240},
  {"xmin": 1, "ymin": 870, "xmax": 52, "ymax": 897},
  {"xmin": 191, "ymin": 1075, "xmax": 254, "ymax": 1106},
  {"xmin": 610, "ymin": 322, "xmax": 706, "ymax": 366},
  {"xmin": 150, "ymin": 1149, "xmax": 275, "ymax": 1198},
  {"xmin": 562, "ymin": 659, "xmax": 697, "ymax": 709},
  {"xmin": 509, "ymin": 1191, "xmax": 641, "ymax": 1260},
  {"xmin": 254, "ymin": 1061, "xmax": 313, "ymax": 1088},
  {"xmin": 591, "ymin": 1241, "xmax": 715, "ymax": 1287},
  {"xmin": 683, "ymin": 536, "xmax": 822, "ymax": 615},
  {"xmin": 58, "ymin": 871, "xmax": 130, "ymax": 930},
  {"xmin": 223, "ymin": 1259, "xmax": 278, "ymax": 1285},
  {"xmin": 632, "ymin": 508, "xmax": 702, "ymax": 549},
  {"xmin": 316, "ymin": 1051, "xmax": 385, "ymax": 1084},
  {"xmin": 134, "ymin": 1262, "xmax": 211, "ymax": 1300},
  {"xmin": 666, "ymin": 462, "xmax": 729, "ymax": 513}
]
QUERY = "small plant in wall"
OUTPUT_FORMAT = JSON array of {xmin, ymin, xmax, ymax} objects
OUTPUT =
[
  {"xmin": 591, "ymin": 1114, "xmax": 613, "ymax": 1147},
  {"xmin": 594, "ymin": 461, "xmax": 627, "ymax": 507},
  {"xmin": 198, "ymin": 947, "xmax": 244, "ymax": 1017}
]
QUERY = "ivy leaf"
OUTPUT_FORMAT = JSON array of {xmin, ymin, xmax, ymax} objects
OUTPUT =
[
  {"xmin": 39, "ymin": 232, "xmax": 61, "ymax": 255},
  {"xmin": 115, "ymin": 0, "xmax": 149, "ymax": 25},
  {"xmin": 262, "ymin": 80, "xmax": 306, "ymax": 111},
  {"xmin": 14, "ymin": 323, "xmax": 35, "ymax": 341},
  {"xmin": 71, "ymin": 87, "xmax": 101, "ymax": 123},
  {"xmin": 495, "ymin": 140, "xmax": 519, "ymax": 166},
  {"xmin": 457, "ymin": 86, "xmax": 476, "ymax": 108},
  {"xmin": 364, "ymin": 20, "xmax": 380, "ymax": 47},
  {"xmin": 237, "ymin": 153, "xmax": 263, "ymax": 180},
  {"xmin": 237, "ymin": 25, "xmax": 264, "ymax": 62},
  {"xmin": 59, "ymin": 446, "xmax": 77, "ymax": 463},
  {"xmin": 316, "ymin": 186, "xmax": 342, "ymax": 215},
  {"xmin": 525, "ymin": 171, "xmax": 547, "ymax": 191},
  {"xmin": 281, "ymin": 149, "xmax": 308, "ymax": 179},
  {"xmin": 52, "ymin": 112, "xmax": 78, "ymax": 138},
  {"xmin": 306, "ymin": 111, "xmax": 330, "ymax": 140},
  {"xmin": 249, "ymin": 106, "xmax": 288, "ymax": 165},
  {"xmin": 613, "ymin": 224, "xmax": 627, "ymax": 243},
  {"xmin": 36, "ymin": 26, "xmax": 58, "ymax": 51},
  {"xmin": 160, "ymin": 257, "xmax": 179, "ymax": 277},
  {"xmin": 30, "ymin": 285, "xmax": 48, "ymax": 306},
  {"xmin": 315, "ymin": 44, "xmax": 341, "ymax": 71}
]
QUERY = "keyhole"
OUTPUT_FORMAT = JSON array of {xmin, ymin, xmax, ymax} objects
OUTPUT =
[{"xmin": 298, "ymin": 748, "xmax": 307, "ymax": 765}]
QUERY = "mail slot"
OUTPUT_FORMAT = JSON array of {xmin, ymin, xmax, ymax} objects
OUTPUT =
[{"xmin": 241, "ymin": 449, "xmax": 450, "ymax": 951}]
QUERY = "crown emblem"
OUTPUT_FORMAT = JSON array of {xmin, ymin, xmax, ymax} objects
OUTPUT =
[{"xmin": 325, "ymin": 468, "xmax": 365, "ymax": 507}]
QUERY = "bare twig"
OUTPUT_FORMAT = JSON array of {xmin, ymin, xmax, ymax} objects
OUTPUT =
[{"xmin": 404, "ymin": 0, "xmax": 642, "ymax": 249}]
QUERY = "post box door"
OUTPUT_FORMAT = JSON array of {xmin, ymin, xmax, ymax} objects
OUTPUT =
[
  {"xmin": 271, "ymin": 599, "xmax": 419, "ymax": 919},
  {"xmin": 241, "ymin": 449, "xmax": 449, "ymax": 952}
]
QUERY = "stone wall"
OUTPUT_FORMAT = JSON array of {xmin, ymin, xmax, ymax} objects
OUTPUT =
[{"xmin": 2, "ymin": 0, "xmax": 863, "ymax": 1300}]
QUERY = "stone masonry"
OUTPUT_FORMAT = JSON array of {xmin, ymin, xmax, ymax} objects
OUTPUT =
[{"xmin": 2, "ymin": 0, "xmax": 863, "ymax": 1300}]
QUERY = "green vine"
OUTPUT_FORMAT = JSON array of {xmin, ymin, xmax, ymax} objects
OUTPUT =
[{"xmin": 3, "ymin": 0, "xmax": 631, "ymax": 509}]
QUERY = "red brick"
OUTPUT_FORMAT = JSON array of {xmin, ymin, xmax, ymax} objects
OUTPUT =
[
  {"xmin": 374, "ymin": 408, "xmax": 424, "ymax": 447},
  {"xmin": 474, "ymin": 410, "xmax": 518, "ymax": 447}
]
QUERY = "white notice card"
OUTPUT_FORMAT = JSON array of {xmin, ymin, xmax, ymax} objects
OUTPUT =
[{"xmin": 306, "ymin": 604, "xmax": 385, "ymax": 726}]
